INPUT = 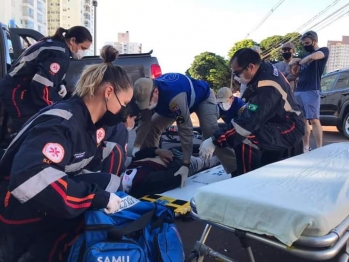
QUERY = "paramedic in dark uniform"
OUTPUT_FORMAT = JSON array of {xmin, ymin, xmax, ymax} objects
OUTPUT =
[
  {"xmin": 0, "ymin": 26, "xmax": 92, "ymax": 133},
  {"xmin": 132, "ymin": 73, "xmax": 237, "ymax": 187},
  {"xmin": 200, "ymin": 48, "xmax": 304, "ymax": 175},
  {"xmin": 216, "ymin": 86, "xmax": 246, "ymax": 124},
  {"xmin": 86, "ymin": 99, "xmax": 140, "ymax": 176},
  {"xmin": 0, "ymin": 45, "xmax": 133, "ymax": 261}
]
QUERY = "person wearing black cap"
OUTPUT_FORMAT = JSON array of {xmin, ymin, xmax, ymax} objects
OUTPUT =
[
  {"xmin": 289, "ymin": 30, "xmax": 329, "ymax": 152},
  {"xmin": 274, "ymin": 42, "xmax": 297, "ymax": 91}
]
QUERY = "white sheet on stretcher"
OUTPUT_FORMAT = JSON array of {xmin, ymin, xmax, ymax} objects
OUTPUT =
[{"xmin": 194, "ymin": 142, "xmax": 349, "ymax": 246}]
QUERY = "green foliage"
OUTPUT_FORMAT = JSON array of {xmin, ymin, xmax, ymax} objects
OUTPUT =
[
  {"xmin": 260, "ymin": 32, "xmax": 305, "ymax": 61},
  {"xmin": 227, "ymin": 39, "xmax": 258, "ymax": 60},
  {"xmin": 260, "ymin": 35, "xmax": 284, "ymax": 61},
  {"xmin": 189, "ymin": 52, "xmax": 231, "ymax": 91},
  {"xmin": 185, "ymin": 68, "xmax": 191, "ymax": 77},
  {"xmin": 283, "ymin": 32, "xmax": 305, "ymax": 58}
]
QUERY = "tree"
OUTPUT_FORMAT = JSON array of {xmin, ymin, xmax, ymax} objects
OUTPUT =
[
  {"xmin": 227, "ymin": 39, "xmax": 258, "ymax": 60},
  {"xmin": 188, "ymin": 52, "xmax": 230, "ymax": 91},
  {"xmin": 283, "ymin": 32, "xmax": 304, "ymax": 58},
  {"xmin": 260, "ymin": 35, "xmax": 284, "ymax": 61},
  {"xmin": 185, "ymin": 68, "xmax": 191, "ymax": 77},
  {"xmin": 260, "ymin": 32, "xmax": 304, "ymax": 61}
]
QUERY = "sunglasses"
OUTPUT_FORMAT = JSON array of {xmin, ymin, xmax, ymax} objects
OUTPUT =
[{"xmin": 232, "ymin": 65, "xmax": 248, "ymax": 78}]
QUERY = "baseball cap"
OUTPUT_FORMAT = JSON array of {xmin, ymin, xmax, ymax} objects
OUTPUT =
[
  {"xmin": 216, "ymin": 87, "xmax": 233, "ymax": 103},
  {"xmin": 281, "ymin": 42, "xmax": 295, "ymax": 50},
  {"xmin": 301, "ymin": 31, "xmax": 318, "ymax": 42},
  {"xmin": 133, "ymin": 78, "xmax": 154, "ymax": 110}
]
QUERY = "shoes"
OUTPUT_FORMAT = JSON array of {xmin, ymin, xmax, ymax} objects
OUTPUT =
[{"xmin": 303, "ymin": 147, "xmax": 312, "ymax": 153}]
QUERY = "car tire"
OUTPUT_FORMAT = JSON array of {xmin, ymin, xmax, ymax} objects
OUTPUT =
[{"xmin": 342, "ymin": 112, "xmax": 349, "ymax": 139}]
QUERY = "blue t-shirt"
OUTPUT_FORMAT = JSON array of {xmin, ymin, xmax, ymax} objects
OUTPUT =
[
  {"xmin": 296, "ymin": 47, "xmax": 329, "ymax": 92},
  {"xmin": 219, "ymin": 97, "xmax": 246, "ymax": 124}
]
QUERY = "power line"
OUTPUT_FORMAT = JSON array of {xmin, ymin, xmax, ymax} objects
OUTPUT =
[
  {"xmin": 295, "ymin": 0, "xmax": 340, "ymax": 32},
  {"xmin": 244, "ymin": 0, "xmax": 286, "ymax": 39},
  {"xmin": 260, "ymin": 0, "xmax": 342, "ymax": 56},
  {"xmin": 316, "ymin": 8, "xmax": 349, "ymax": 31},
  {"xmin": 261, "ymin": 5, "xmax": 349, "ymax": 59},
  {"xmin": 305, "ymin": 2, "xmax": 349, "ymax": 31},
  {"xmin": 260, "ymin": 1, "xmax": 348, "ymax": 58}
]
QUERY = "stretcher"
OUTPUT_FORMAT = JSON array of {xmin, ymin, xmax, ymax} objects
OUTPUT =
[
  {"xmin": 187, "ymin": 142, "xmax": 349, "ymax": 262},
  {"xmin": 140, "ymin": 165, "xmax": 231, "ymax": 215}
]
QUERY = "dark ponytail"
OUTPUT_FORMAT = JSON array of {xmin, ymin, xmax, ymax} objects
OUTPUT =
[
  {"xmin": 41, "ymin": 26, "xmax": 92, "ymax": 44},
  {"xmin": 41, "ymin": 27, "xmax": 67, "ymax": 41}
]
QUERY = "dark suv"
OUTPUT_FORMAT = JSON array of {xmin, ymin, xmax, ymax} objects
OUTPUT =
[{"xmin": 320, "ymin": 68, "xmax": 349, "ymax": 138}]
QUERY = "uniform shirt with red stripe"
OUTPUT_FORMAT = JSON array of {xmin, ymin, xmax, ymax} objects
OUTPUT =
[
  {"xmin": 0, "ymin": 97, "xmax": 115, "ymax": 221},
  {"xmin": 0, "ymin": 38, "xmax": 71, "ymax": 110}
]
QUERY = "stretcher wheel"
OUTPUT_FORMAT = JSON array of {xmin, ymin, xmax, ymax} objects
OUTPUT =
[{"xmin": 185, "ymin": 251, "xmax": 200, "ymax": 262}]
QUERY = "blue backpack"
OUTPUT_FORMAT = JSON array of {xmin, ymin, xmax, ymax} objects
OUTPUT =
[{"xmin": 67, "ymin": 192, "xmax": 184, "ymax": 262}]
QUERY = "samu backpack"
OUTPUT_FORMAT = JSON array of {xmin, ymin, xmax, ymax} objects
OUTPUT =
[{"xmin": 67, "ymin": 192, "xmax": 184, "ymax": 262}]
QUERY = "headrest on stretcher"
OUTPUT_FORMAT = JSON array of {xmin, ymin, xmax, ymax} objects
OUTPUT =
[{"xmin": 194, "ymin": 142, "xmax": 349, "ymax": 246}]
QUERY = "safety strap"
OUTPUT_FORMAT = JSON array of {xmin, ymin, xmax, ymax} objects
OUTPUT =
[{"xmin": 107, "ymin": 209, "xmax": 155, "ymax": 241}]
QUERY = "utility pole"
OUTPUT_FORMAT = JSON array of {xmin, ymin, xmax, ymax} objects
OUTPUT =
[{"xmin": 93, "ymin": 0, "xmax": 98, "ymax": 55}]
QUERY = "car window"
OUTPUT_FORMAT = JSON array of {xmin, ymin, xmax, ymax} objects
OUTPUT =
[
  {"xmin": 334, "ymin": 71, "xmax": 349, "ymax": 90},
  {"xmin": 321, "ymin": 74, "xmax": 337, "ymax": 92}
]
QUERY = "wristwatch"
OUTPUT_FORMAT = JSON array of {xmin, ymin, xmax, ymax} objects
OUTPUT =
[{"xmin": 182, "ymin": 163, "xmax": 190, "ymax": 168}]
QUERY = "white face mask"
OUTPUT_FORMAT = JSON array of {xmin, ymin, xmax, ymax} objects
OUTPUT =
[
  {"xmin": 148, "ymin": 102, "xmax": 157, "ymax": 110},
  {"xmin": 219, "ymin": 102, "xmax": 231, "ymax": 111},
  {"xmin": 234, "ymin": 76, "xmax": 242, "ymax": 83},
  {"xmin": 72, "ymin": 49, "xmax": 85, "ymax": 60},
  {"xmin": 239, "ymin": 75, "xmax": 250, "ymax": 85}
]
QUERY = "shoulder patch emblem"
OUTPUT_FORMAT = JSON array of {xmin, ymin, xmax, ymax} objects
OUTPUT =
[
  {"xmin": 171, "ymin": 104, "xmax": 182, "ymax": 117},
  {"xmin": 247, "ymin": 103, "xmax": 258, "ymax": 111},
  {"xmin": 42, "ymin": 143, "xmax": 65, "ymax": 163},
  {"xmin": 96, "ymin": 128, "xmax": 105, "ymax": 144},
  {"xmin": 50, "ymin": 63, "xmax": 60, "ymax": 74}
]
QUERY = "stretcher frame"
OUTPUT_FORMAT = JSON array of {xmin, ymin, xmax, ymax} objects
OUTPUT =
[{"xmin": 186, "ymin": 198, "xmax": 349, "ymax": 262}]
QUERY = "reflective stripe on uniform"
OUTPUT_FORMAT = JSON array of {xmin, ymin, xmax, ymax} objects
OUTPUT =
[
  {"xmin": 65, "ymin": 156, "xmax": 94, "ymax": 173},
  {"xmin": 11, "ymin": 167, "xmax": 66, "ymax": 203},
  {"xmin": 184, "ymin": 76, "xmax": 196, "ymax": 109},
  {"xmin": 32, "ymin": 74, "xmax": 54, "ymax": 87},
  {"xmin": 2, "ymin": 109, "xmax": 73, "ymax": 161},
  {"xmin": 9, "ymin": 46, "xmax": 66, "ymax": 77},
  {"xmin": 258, "ymin": 80, "xmax": 301, "ymax": 116},
  {"xmin": 102, "ymin": 142, "xmax": 117, "ymax": 160},
  {"xmin": 231, "ymin": 119, "xmax": 252, "ymax": 137},
  {"xmin": 105, "ymin": 174, "xmax": 121, "ymax": 193}
]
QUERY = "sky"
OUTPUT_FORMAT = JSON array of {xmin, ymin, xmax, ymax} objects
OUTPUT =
[{"xmin": 96, "ymin": 0, "xmax": 349, "ymax": 74}]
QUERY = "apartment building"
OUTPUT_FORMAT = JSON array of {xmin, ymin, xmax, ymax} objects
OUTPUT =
[
  {"xmin": 47, "ymin": 0, "xmax": 95, "ymax": 55},
  {"xmin": 0, "ymin": 0, "xmax": 47, "ymax": 36},
  {"xmin": 327, "ymin": 36, "xmax": 349, "ymax": 73},
  {"xmin": 105, "ymin": 31, "xmax": 142, "ymax": 55}
]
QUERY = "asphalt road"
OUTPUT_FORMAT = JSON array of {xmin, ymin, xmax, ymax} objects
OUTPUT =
[{"xmin": 128, "ymin": 126, "xmax": 348, "ymax": 262}]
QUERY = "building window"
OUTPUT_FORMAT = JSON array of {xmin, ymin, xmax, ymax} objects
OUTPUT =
[
  {"xmin": 37, "ymin": 0, "xmax": 43, "ymax": 12},
  {"xmin": 22, "ymin": 19, "xmax": 35, "ymax": 29},
  {"xmin": 37, "ymin": 13, "xmax": 43, "ymax": 24},
  {"xmin": 22, "ymin": 7, "xmax": 34, "ymax": 19}
]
